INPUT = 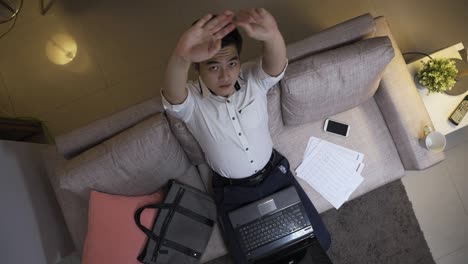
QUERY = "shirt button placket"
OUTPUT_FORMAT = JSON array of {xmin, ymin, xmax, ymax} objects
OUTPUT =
[
  {"xmin": 226, "ymin": 97, "xmax": 254, "ymax": 172},
  {"xmin": 228, "ymin": 99, "xmax": 243, "ymax": 138}
]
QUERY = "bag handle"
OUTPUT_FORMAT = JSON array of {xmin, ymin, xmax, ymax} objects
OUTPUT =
[
  {"xmin": 134, "ymin": 203, "xmax": 173, "ymax": 242},
  {"xmin": 134, "ymin": 188, "xmax": 204, "ymax": 262},
  {"xmin": 134, "ymin": 204, "xmax": 215, "ymax": 240},
  {"xmin": 135, "ymin": 203, "xmax": 173, "ymax": 263}
]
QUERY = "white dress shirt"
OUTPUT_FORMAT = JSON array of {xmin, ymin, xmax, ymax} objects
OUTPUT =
[{"xmin": 162, "ymin": 58, "xmax": 287, "ymax": 179}]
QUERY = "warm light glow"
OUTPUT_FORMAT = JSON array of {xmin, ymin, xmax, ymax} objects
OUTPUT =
[{"xmin": 45, "ymin": 34, "xmax": 78, "ymax": 65}]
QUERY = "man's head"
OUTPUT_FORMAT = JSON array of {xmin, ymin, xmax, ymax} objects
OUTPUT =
[{"xmin": 193, "ymin": 16, "xmax": 243, "ymax": 97}]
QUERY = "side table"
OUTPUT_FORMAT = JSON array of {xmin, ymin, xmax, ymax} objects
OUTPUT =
[
  {"xmin": 0, "ymin": 117, "xmax": 50, "ymax": 143},
  {"xmin": 406, "ymin": 43, "xmax": 468, "ymax": 135}
]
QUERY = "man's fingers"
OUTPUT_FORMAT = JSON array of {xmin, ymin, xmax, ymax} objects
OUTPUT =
[
  {"xmin": 223, "ymin": 10, "xmax": 234, "ymax": 17},
  {"xmin": 249, "ymin": 8, "xmax": 263, "ymax": 21},
  {"xmin": 236, "ymin": 21, "xmax": 255, "ymax": 37},
  {"xmin": 195, "ymin": 13, "xmax": 213, "ymax": 28},
  {"xmin": 255, "ymin": 8, "xmax": 267, "ymax": 16},
  {"xmin": 236, "ymin": 9, "xmax": 256, "ymax": 24},
  {"xmin": 213, "ymin": 23, "xmax": 236, "ymax": 40},
  {"xmin": 242, "ymin": 8, "xmax": 261, "ymax": 22},
  {"xmin": 204, "ymin": 12, "xmax": 233, "ymax": 32},
  {"xmin": 207, "ymin": 17, "xmax": 234, "ymax": 35}
]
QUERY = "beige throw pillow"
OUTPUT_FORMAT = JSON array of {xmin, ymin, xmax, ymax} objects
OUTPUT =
[
  {"xmin": 59, "ymin": 113, "xmax": 192, "ymax": 200},
  {"xmin": 281, "ymin": 36, "xmax": 394, "ymax": 126}
]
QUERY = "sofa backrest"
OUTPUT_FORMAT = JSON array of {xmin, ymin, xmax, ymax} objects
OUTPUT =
[
  {"xmin": 55, "ymin": 97, "xmax": 163, "ymax": 159},
  {"xmin": 287, "ymin": 13, "xmax": 376, "ymax": 63}
]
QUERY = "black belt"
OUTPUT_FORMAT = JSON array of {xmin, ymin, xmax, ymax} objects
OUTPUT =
[{"xmin": 217, "ymin": 149, "xmax": 278, "ymax": 187}]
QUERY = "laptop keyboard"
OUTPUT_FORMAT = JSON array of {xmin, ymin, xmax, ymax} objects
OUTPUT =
[{"xmin": 238, "ymin": 204, "xmax": 308, "ymax": 252}]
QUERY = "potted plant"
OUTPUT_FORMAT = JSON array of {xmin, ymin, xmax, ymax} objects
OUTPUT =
[{"xmin": 417, "ymin": 58, "xmax": 458, "ymax": 94}]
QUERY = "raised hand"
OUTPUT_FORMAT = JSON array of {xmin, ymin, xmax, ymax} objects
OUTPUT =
[
  {"xmin": 174, "ymin": 11, "xmax": 236, "ymax": 63},
  {"xmin": 234, "ymin": 8, "xmax": 280, "ymax": 42}
]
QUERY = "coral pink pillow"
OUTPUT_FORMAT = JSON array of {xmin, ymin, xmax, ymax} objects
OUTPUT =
[{"xmin": 82, "ymin": 189, "xmax": 166, "ymax": 264}]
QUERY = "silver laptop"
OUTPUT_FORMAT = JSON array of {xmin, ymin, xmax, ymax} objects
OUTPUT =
[{"xmin": 228, "ymin": 186, "xmax": 315, "ymax": 262}]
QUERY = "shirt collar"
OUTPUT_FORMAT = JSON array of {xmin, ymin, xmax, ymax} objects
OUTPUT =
[{"xmin": 198, "ymin": 75, "xmax": 246, "ymax": 99}]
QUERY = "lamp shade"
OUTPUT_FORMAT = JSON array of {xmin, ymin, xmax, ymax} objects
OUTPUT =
[{"xmin": 0, "ymin": 0, "xmax": 21, "ymax": 24}]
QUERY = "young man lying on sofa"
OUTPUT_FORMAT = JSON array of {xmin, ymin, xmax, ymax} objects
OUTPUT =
[{"xmin": 161, "ymin": 8, "xmax": 331, "ymax": 263}]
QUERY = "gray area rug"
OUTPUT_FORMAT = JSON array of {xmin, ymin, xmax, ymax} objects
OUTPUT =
[{"xmin": 207, "ymin": 180, "xmax": 435, "ymax": 264}]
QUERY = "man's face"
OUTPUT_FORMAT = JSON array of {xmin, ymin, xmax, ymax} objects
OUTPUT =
[{"xmin": 198, "ymin": 45, "xmax": 241, "ymax": 97}]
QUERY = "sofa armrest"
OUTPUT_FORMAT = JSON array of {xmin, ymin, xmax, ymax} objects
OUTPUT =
[
  {"xmin": 373, "ymin": 17, "xmax": 445, "ymax": 170},
  {"xmin": 41, "ymin": 146, "xmax": 88, "ymax": 254},
  {"xmin": 55, "ymin": 97, "xmax": 163, "ymax": 159}
]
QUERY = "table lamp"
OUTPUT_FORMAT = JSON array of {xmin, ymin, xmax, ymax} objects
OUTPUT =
[{"xmin": 0, "ymin": 0, "xmax": 21, "ymax": 24}]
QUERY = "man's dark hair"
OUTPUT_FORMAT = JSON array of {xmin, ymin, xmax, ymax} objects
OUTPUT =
[{"xmin": 192, "ymin": 15, "xmax": 243, "ymax": 55}]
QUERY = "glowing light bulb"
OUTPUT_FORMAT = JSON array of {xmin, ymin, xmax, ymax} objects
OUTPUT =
[{"xmin": 45, "ymin": 34, "xmax": 78, "ymax": 65}]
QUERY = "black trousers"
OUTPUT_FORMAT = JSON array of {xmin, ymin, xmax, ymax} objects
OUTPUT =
[{"xmin": 212, "ymin": 149, "xmax": 331, "ymax": 264}]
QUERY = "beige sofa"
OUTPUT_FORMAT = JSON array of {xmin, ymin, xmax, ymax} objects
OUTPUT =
[{"xmin": 43, "ymin": 13, "xmax": 444, "ymax": 263}]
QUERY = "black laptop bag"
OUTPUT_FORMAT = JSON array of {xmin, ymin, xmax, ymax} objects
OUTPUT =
[{"xmin": 135, "ymin": 180, "xmax": 217, "ymax": 264}]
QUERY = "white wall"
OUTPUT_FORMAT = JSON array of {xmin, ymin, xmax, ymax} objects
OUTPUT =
[{"xmin": 0, "ymin": 140, "xmax": 74, "ymax": 264}]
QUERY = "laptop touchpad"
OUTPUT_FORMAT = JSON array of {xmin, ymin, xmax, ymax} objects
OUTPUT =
[{"xmin": 258, "ymin": 199, "xmax": 277, "ymax": 216}]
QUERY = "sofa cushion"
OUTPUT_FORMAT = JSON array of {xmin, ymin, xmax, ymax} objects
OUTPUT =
[
  {"xmin": 273, "ymin": 98, "xmax": 405, "ymax": 213},
  {"xmin": 166, "ymin": 113, "xmax": 206, "ymax": 166},
  {"xmin": 281, "ymin": 36, "xmax": 394, "ymax": 126},
  {"xmin": 59, "ymin": 113, "xmax": 192, "ymax": 200},
  {"xmin": 82, "ymin": 189, "xmax": 165, "ymax": 264}
]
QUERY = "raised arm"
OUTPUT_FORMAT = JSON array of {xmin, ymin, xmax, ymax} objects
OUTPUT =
[
  {"xmin": 162, "ymin": 11, "xmax": 236, "ymax": 105},
  {"xmin": 234, "ymin": 8, "xmax": 287, "ymax": 77}
]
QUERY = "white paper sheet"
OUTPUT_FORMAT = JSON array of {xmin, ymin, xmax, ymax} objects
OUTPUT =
[{"xmin": 295, "ymin": 137, "xmax": 365, "ymax": 209}]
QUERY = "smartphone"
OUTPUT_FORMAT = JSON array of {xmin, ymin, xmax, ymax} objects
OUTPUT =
[{"xmin": 323, "ymin": 119, "xmax": 350, "ymax": 137}]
